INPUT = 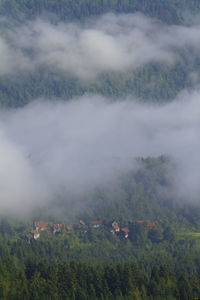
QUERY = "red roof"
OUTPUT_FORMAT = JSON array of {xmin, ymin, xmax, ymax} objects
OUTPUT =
[
  {"xmin": 121, "ymin": 227, "xmax": 130, "ymax": 233},
  {"xmin": 90, "ymin": 221, "xmax": 102, "ymax": 225},
  {"xmin": 80, "ymin": 220, "xmax": 86, "ymax": 226},
  {"xmin": 147, "ymin": 222, "xmax": 156, "ymax": 228},
  {"xmin": 137, "ymin": 220, "xmax": 146, "ymax": 224},
  {"xmin": 113, "ymin": 225, "xmax": 120, "ymax": 231},
  {"xmin": 34, "ymin": 222, "xmax": 49, "ymax": 229}
]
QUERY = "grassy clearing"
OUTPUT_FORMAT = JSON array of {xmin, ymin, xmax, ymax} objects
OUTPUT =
[{"xmin": 179, "ymin": 232, "xmax": 200, "ymax": 238}]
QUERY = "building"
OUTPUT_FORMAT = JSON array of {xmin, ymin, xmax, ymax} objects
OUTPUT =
[
  {"xmin": 80, "ymin": 220, "xmax": 86, "ymax": 226},
  {"xmin": 90, "ymin": 221, "xmax": 103, "ymax": 228},
  {"xmin": 112, "ymin": 221, "xmax": 120, "ymax": 232},
  {"xmin": 121, "ymin": 227, "xmax": 130, "ymax": 238},
  {"xmin": 137, "ymin": 220, "xmax": 146, "ymax": 224},
  {"xmin": 31, "ymin": 230, "xmax": 40, "ymax": 240},
  {"xmin": 53, "ymin": 224, "xmax": 62, "ymax": 233},
  {"xmin": 147, "ymin": 222, "xmax": 156, "ymax": 228},
  {"xmin": 66, "ymin": 226, "xmax": 72, "ymax": 233},
  {"xmin": 34, "ymin": 221, "xmax": 49, "ymax": 231}
]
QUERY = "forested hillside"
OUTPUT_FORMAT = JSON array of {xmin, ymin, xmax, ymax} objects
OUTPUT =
[
  {"xmin": 0, "ymin": 60, "xmax": 191, "ymax": 107},
  {"xmin": 0, "ymin": 1, "xmax": 200, "ymax": 299},
  {"xmin": 0, "ymin": 157, "xmax": 200, "ymax": 277},
  {"xmin": 1, "ymin": 0, "xmax": 200, "ymax": 24},
  {"xmin": 0, "ymin": 0, "xmax": 200, "ymax": 107},
  {"xmin": 1, "ymin": 259, "xmax": 200, "ymax": 299}
]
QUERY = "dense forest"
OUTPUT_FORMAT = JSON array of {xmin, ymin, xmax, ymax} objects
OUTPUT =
[
  {"xmin": 1, "ymin": 259, "xmax": 200, "ymax": 299},
  {"xmin": 0, "ymin": 0, "xmax": 200, "ymax": 299}
]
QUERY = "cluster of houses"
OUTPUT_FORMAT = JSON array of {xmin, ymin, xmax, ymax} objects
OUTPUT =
[
  {"xmin": 79, "ymin": 220, "xmax": 130, "ymax": 238},
  {"xmin": 30, "ymin": 221, "xmax": 63, "ymax": 240},
  {"xmin": 28, "ymin": 219, "xmax": 156, "ymax": 241}
]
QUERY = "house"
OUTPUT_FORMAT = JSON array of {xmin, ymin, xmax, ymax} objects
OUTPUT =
[
  {"xmin": 137, "ymin": 220, "xmax": 146, "ymax": 224},
  {"xmin": 53, "ymin": 224, "xmax": 62, "ymax": 234},
  {"xmin": 31, "ymin": 230, "xmax": 40, "ymax": 240},
  {"xmin": 147, "ymin": 222, "xmax": 156, "ymax": 228},
  {"xmin": 34, "ymin": 221, "xmax": 49, "ymax": 231},
  {"xmin": 111, "ymin": 221, "xmax": 120, "ymax": 232},
  {"xmin": 113, "ymin": 224, "xmax": 120, "ymax": 232},
  {"xmin": 121, "ymin": 227, "xmax": 130, "ymax": 238},
  {"xmin": 66, "ymin": 226, "xmax": 72, "ymax": 233},
  {"xmin": 90, "ymin": 221, "xmax": 103, "ymax": 228},
  {"xmin": 80, "ymin": 220, "xmax": 86, "ymax": 226}
]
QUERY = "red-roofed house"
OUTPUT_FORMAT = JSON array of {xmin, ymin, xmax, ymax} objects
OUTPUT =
[
  {"xmin": 147, "ymin": 222, "xmax": 157, "ymax": 228},
  {"xmin": 80, "ymin": 220, "xmax": 86, "ymax": 226},
  {"xmin": 121, "ymin": 227, "xmax": 130, "ymax": 238},
  {"xmin": 31, "ymin": 230, "xmax": 40, "ymax": 240},
  {"xmin": 111, "ymin": 221, "xmax": 120, "ymax": 232},
  {"xmin": 53, "ymin": 224, "xmax": 62, "ymax": 233},
  {"xmin": 34, "ymin": 222, "xmax": 49, "ymax": 231},
  {"xmin": 137, "ymin": 220, "xmax": 146, "ymax": 224},
  {"xmin": 113, "ymin": 225, "xmax": 120, "ymax": 232},
  {"xmin": 66, "ymin": 226, "xmax": 72, "ymax": 233},
  {"xmin": 90, "ymin": 221, "xmax": 103, "ymax": 228}
]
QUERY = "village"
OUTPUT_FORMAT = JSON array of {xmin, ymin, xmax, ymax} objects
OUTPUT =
[{"xmin": 27, "ymin": 219, "xmax": 157, "ymax": 241}]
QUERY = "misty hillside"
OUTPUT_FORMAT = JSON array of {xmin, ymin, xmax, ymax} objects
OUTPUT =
[
  {"xmin": 0, "ymin": 0, "xmax": 199, "ymax": 236},
  {"xmin": 0, "ymin": 1, "xmax": 200, "ymax": 106},
  {"xmin": 0, "ymin": 1, "xmax": 200, "ymax": 299},
  {"xmin": 0, "ymin": 0, "xmax": 199, "ymax": 234}
]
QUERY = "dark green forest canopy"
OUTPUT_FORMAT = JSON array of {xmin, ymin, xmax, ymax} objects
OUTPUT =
[
  {"xmin": 0, "ymin": 258, "xmax": 199, "ymax": 300},
  {"xmin": 1, "ymin": 0, "xmax": 200, "ymax": 24},
  {"xmin": 0, "ymin": 62, "xmax": 189, "ymax": 108},
  {"xmin": 0, "ymin": 46, "xmax": 197, "ymax": 108}
]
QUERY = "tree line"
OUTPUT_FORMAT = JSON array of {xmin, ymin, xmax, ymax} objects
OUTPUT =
[{"xmin": 0, "ymin": 258, "xmax": 199, "ymax": 299}]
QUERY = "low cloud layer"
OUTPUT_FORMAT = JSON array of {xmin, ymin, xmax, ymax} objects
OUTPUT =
[
  {"xmin": 1, "ymin": 13, "xmax": 200, "ymax": 79},
  {"xmin": 0, "ymin": 90, "xmax": 199, "ymax": 216}
]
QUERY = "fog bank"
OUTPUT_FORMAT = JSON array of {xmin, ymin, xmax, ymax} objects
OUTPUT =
[{"xmin": 0, "ymin": 90, "xmax": 199, "ymax": 216}]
